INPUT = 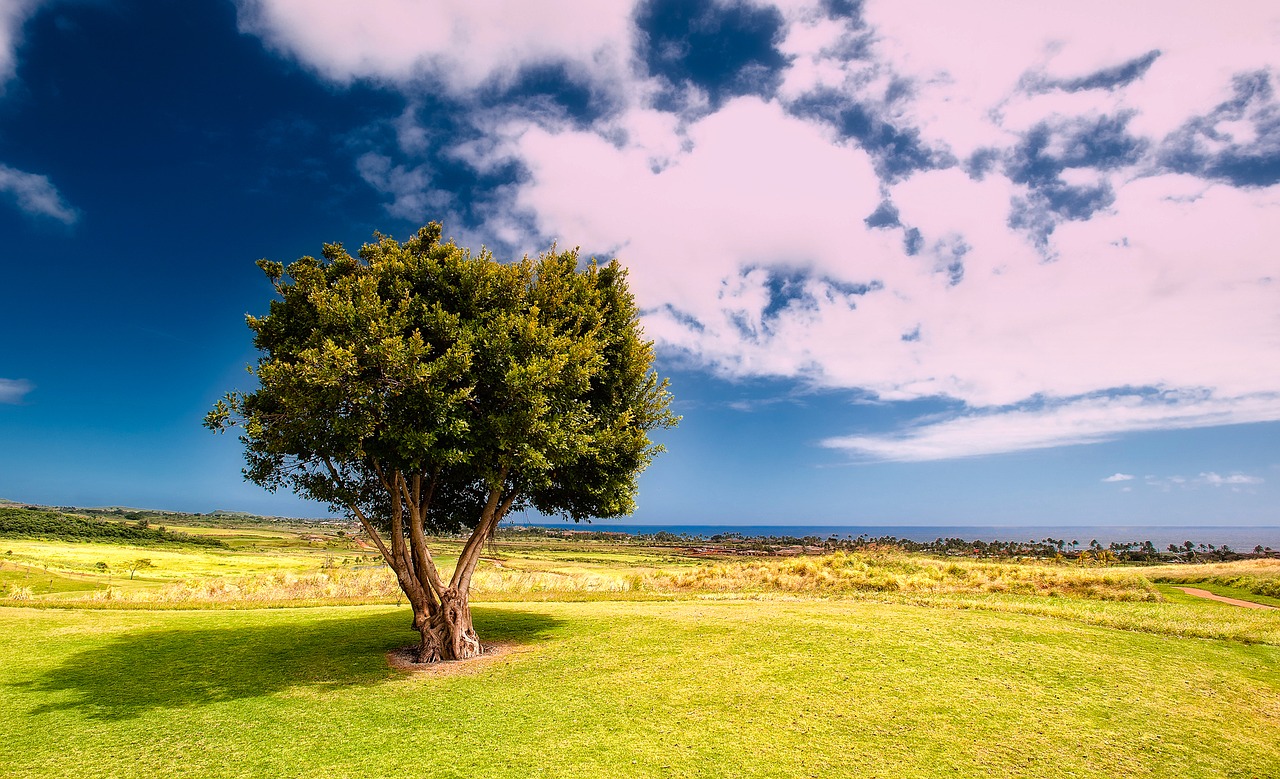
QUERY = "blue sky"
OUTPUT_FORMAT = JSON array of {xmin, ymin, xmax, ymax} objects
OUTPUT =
[{"xmin": 1, "ymin": 0, "xmax": 1277, "ymax": 527}]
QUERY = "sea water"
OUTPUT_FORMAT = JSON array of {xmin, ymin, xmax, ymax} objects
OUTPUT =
[{"xmin": 504, "ymin": 522, "xmax": 1280, "ymax": 550}]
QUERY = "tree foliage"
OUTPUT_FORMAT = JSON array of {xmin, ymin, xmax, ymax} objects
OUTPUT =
[{"xmin": 206, "ymin": 223, "xmax": 677, "ymax": 660}]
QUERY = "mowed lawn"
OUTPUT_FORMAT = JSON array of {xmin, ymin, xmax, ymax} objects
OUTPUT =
[{"xmin": 2, "ymin": 599, "xmax": 1277, "ymax": 778}]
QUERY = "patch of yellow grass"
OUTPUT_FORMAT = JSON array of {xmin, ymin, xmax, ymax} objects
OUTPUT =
[
  {"xmin": 89, "ymin": 568, "xmax": 402, "ymax": 604},
  {"xmin": 646, "ymin": 550, "xmax": 1160, "ymax": 601},
  {"xmin": 1146, "ymin": 558, "xmax": 1280, "ymax": 597}
]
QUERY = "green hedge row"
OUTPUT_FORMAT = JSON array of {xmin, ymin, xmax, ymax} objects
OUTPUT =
[{"xmin": 0, "ymin": 508, "xmax": 227, "ymax": 548}]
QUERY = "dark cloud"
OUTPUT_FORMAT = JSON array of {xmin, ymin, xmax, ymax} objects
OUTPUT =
[
  {"xmin": 791, "ymin": 89, "xmax": 954, "ymax": 181},
  {"xmin": 1006, "ymin": 114, "xmax": 1145, "ymax": 187},
  {"xmin": 1027, "ymin": 50, "xmax": 1162, "ymax": 93},
  {"xmin": 1158, "ymin": 70, "xmax": 1280, "ymax": 187},
  {"xmin": 634, "ymin": 0, "xmax": 788, "ymax": 107},
  {"xmin": 655, "ymin": 303, "xmax": 706, "ymax": 333},
  {"xmin": 864, "ymin": 200, "xmax": 900, "ymax": 228},
  {"xmin": 1000, "ymin": 114, "xmax": 1142, "ymax": 247},
  {"xmin": 479, "ymin": 62, "xmax": 620, "ymax": 127},
  {"xmin": 761, "ymin": 269, "xmax": 813, "ymax": 320},
  {"xmin": 740, "ymin": 268, "xmax": 879, "ymax": 334},
  {"xmin": 1007, "ymin": 182, "xmax": 1116, "ymax": 253},
  {"xmin": 820, "ymin": 0, "xmax": 865, "ymax": 20},
  {"xmin": 965, "ymin": 148, "xmax": 1001, "ymax": 180},
  {"xmin": 942, "ymin": 240, "xmax": 968, "ymax": 286},
  {"xmin": 903, "ymin": 226, "xmax": 923, "ymax": 256}
]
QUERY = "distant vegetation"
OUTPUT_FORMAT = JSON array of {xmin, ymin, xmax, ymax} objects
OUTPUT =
[
  {"xmin": 0, "ymin": 508, "xmax": 226, "ymax": 548},
  {"xmin": 503, "ymin": 526, "xmax": 1278, "ymax": 563}
]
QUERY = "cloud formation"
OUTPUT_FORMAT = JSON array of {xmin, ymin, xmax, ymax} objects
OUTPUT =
[
  {"xmin": 0, "ymin": 1, "xmax": 77, "ymax": 223},
  {"xmin": 0, "ymin": 378, "xmax": 33, "ymax": 404},
  {"xmin": 241, "ymin": 0, "xmax": 1280, "ymax": 461},
  {"xmin": 235, "ymin": 0, "xmax": 636, "ymax": 95},
  {"xmin": 0, "ymin": 0, "xmax": 42, "ymax": 89},
  {"xmin": 0, "ymin": 164, "xmax": 77, "ymax": 223},
  {"xmin": 1102, "ymin": 473, "xmax": 1134, "ymax": 482},
  {"xmin": 1199, "ymin": 471, "xmax": 1264, "ymax": 487}
]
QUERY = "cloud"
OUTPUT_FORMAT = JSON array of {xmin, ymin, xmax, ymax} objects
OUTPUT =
[
  {"xmin": 1198, "ymin": 471, "xmax": 1264, "ymax": 487},
  {"xmin": 243, "ymin": 0, "xmax": 1280, "ymax": 461},
  {"xmin": 0, "ymin": 2, "xmax": 78, "ymax": 224},
  {"xmin": 235, "ymin": 0, "xmax": 637, "ymax": 95},
  {"xmin": 822, "ymin": 391, "xmax": 1280, "ymax": 462},
  {"xmin": 1102, "ymin": 473, "xmax": 1134, "ymax": 482},
  {"xmin": 0, "ymin": 164, "xmax": 78, "ymax": 223},
  {"xmin": 0, "ymin": 0, "xmax": 43, "ymax": 90},
  {"xmin": 0, "ymin": 378, "xmax": 33, "ymax": 404}
]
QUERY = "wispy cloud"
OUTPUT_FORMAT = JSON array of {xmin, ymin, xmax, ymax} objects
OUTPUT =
[
  {"xmin": 0, "ymin": 378, "xmax": 33, "ymax": 404},
  {"xmin": 1, "ymin": 3, "xmax": 78, "ymax": 224},
  {"xmin": 0, "ymin": 164, "xmax": 78, "ymax": 223},
  {"xmin": 822, "ymin": 391, "xmax": 1280, "ymax": 462},
  {"xmin": 1198, "ymin": 471, "xmax": 1264, "ymax": 487},
  {"xmin": 0, "ymin": 0, "xmax": 43, "ymax": 89},
  {"xmin": 1102, "ymin": 473, "xmax": 1134, "ymax": 482},
  {"xmin": 1142, "ymin": 471, "xmax": 1264, "ymax": 492}
]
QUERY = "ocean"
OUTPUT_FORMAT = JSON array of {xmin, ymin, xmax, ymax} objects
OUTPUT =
[{"xmin": 504, "ymin": 522, "xmax": 1280, "ymax": 550}]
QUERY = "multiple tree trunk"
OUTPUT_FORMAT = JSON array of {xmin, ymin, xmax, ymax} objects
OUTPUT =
[{"xmin": 327, "ymin": 460, "xmax": 517, "ymax": 663}]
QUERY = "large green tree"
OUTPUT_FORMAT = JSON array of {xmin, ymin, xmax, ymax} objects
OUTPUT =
[{"xmin": 206, "ymin": 223, "xmax": 677, "ymax": 662}]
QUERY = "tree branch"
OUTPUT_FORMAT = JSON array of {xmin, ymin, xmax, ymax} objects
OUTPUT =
[
  {"xmin": 452, "ymin": 468, "xmax": 512, "ymax": 592},
  {"xmin": 400, "ymin": 469, "xmax": 445, "ymax": 597}
]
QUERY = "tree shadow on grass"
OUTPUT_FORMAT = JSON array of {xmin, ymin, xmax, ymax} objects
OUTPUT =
[{"xmin": 15, "ymin": 606, "xmax": 562, "ymax": 720}]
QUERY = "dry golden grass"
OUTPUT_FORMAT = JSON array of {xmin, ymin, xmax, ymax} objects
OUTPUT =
[
  {"xmin": 645, "ymin": 549, "xmax": 1161, "ymax": 601},
  {"xmin": 56, "ymin": 549, "xmax": 1169, "ymax": 605},
  {"xmin": 1145, "ymin": 558, "xmax": 1280, "ymax": 597},
  {"xmin": 89, "ymin": 567, "xmax": 402, "ymax": 604}
]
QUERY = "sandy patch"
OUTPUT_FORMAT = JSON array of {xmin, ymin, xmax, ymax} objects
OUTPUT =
[
  {"xmin": 385, "ymin": 640, "xmax": 526, "ymax": 677},
  {"xmin": 1173, "ymin": 586, "xmax": 1277, "ymax": 610}
]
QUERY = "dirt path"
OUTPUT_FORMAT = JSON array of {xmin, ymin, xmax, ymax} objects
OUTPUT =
[{"xmin": 1173, "ymin": 586, "xmax": 1278, "ymax": 610}]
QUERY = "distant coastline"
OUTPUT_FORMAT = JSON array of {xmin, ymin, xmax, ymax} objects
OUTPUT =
[{"xmin": 503, "ymin": 522, "xmax": 1280, "ymax": 551}]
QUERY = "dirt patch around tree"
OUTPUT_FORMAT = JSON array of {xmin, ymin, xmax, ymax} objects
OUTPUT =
[{"xmin": 385, "ymin": 640, "xmax": 526, "ymax": 677}]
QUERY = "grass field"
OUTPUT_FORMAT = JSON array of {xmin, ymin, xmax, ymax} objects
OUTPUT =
[
  {"xmin": 2, "ymin": 521, "xmax": 1278, "ymax": 777},
  {"xmin": 2, "ymin": 600, "xmax": 1277, "ymax": 778}
]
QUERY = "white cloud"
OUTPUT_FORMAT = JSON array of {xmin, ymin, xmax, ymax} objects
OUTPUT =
[
  {"xmin": 0, "ymin": 0, "xmax": 42, "ymax": 90},
  {"xmin": 235, "ymin": 0, "xmax": 637, "ymax": 95},
  {"xmin": 0, "ymin": 2, "xmax": 78, "ymax": 224},
  {"xmin": 0, "ymin": 164, "xmax": 77, "ymax": 223},
  {"xmin": 1102, "ymin": 473, "xmax": 1134, "ymax": 482},
  {"xmin": 0, "ymin": 378, "xmax": 33, "ymax": 404},
  {"xmin": 822, "ymin": 391, "xmax": 1280, "ymax": 462},
  {"xmin": 856, "ymin": 0, "xmax": 1280, "ymax": 155},
  {"xmin": 242, "ymin": 0, "xmax": 1280, "ymax": 461},
  {"xmin": 1198, "ymin": 471, "xmax": 1264, "ymax": 487}
]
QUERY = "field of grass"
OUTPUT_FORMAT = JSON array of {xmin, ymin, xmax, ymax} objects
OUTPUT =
[
  {"xmin": 2, "ymin": 521, "xmax": 1278, "ymax": 777},
  {"xmin": 2, "ymin": 600, "xmax": 1277, "ymax": 778}
]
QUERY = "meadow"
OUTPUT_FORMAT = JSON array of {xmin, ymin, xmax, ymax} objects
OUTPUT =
[{"xmin": 2, "ymin": 512, "xmax": 1278, "ymax": 777}]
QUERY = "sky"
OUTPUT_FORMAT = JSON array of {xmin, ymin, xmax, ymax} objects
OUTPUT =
[{"xmin": 0, "ymin": 0, "xmax": 1277, "ymax": 528}]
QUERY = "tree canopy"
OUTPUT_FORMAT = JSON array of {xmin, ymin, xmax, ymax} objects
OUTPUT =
[{"xmin": 206, "ymin": 223, "xmax": 677, "ymax": 660}]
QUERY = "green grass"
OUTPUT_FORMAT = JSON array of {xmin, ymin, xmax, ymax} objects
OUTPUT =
[
  {"xmin": 3, "ymin": 529, "xmax": 1279, "ymax": 777},
  {"xmin": 0, "ymin": 506, "xmax": 228, "ymax": 547},
  {"xmin": 1156, "ymin": 582, "xmax": 1280, "ymax": 609},
  {"xmin": 0, "ymin": 561, "xmax": 105, "ymax": 597},
  {"xmin": 1, "ymin": 600, "xmax": 1277, "ymax": 778}
]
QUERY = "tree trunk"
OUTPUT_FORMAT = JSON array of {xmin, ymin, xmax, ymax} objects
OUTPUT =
[{"xmin": 414, "ymin": 586, "xmax": 481, "ymax": 663}]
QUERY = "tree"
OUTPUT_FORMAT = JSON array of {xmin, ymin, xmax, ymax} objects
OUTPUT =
[
  {"xmin": 128, "ymin": 558, "xmax": 153, "ymax": 580},
  {"xmin": 206, "ymin": 224, "xmax": 678, "ymax": 662}
]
